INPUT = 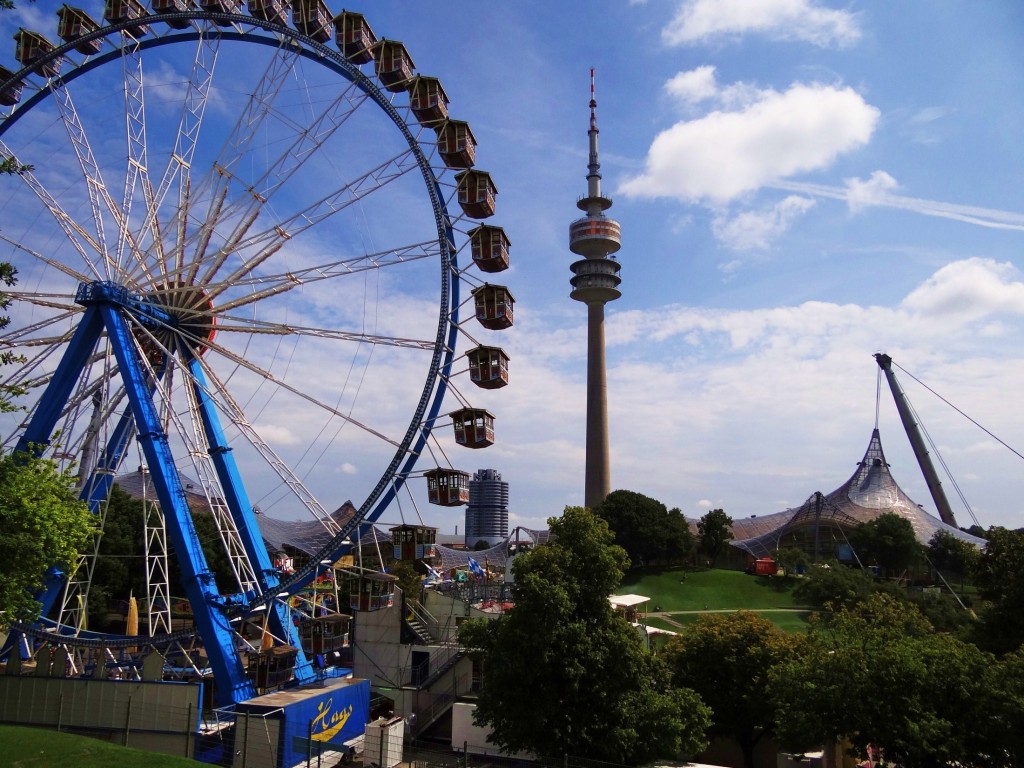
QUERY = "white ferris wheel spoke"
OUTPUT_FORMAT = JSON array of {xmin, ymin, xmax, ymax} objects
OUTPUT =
[
  {"xmin": 2, "ymin": 291, "xmax": 81, "ymax": 318},
  {"xmin": 0, "ymin": 141, "xmax": 105, "ymax": 282},
  {"xmin": 0, "ymin": 233, "xmax": 95, "ymax": 285},
  {"xmin": 175, "ymin": 42, "xmax": 302, "ymax": 277},
  {"xmin": 118, "ymin": 39, "xmax": 156, "ymax": 283},
  {"xmin": 189, "ymin": 354, "xmax": 340, "ymax": 536},
  {"xmin": 196, "ymin": 147, "xmax": 421, "ymax": 297},
  {"xmin": 51, "ymin": 76, "xmax": 149, "ymax": 282},
  {"xmin": 207, "ymin": 240, "xmax": 439, "ymax": 313},
  {"xmin": 204, "ymin": 245, "xmax": 436, "ymax": 316},
  {"xmin": 212, "ymin": 316, "xmax": 437, "ymax": 352},
  {"xmin": 195, "ymin": 328, "xmax": 402, "ymax": 451},
  {"xmin": 148, "ymin": 34, "xmax": 221, "ymax": 285}
]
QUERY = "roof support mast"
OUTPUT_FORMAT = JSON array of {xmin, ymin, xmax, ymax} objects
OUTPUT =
[{"xmin": 874, "ymin": 353, "xmax": 958, "ymax": 528}]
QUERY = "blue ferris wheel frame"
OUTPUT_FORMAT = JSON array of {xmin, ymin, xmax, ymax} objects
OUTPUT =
[{"xmin": 2, "ymin": 12, "xmax": 462, "ymax": 705}]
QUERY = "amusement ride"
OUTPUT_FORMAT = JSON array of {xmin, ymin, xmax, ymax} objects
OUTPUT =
[{"xmin": 0, "ymin": 2, "xmax": 512, "ymax": 707}]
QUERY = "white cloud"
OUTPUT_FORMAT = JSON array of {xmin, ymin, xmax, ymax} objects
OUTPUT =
[
  {"xmin": 845, "ymin": 170, "xmax": 899, "ymax": 212},
  {"xmin": 900, "ymin": 106, "xmax": 950, "ymax": 146},
  {"xmin": 712, "ymin": 195, "xmax": 816, "ymax": 250},
  {"xmin": 665, "ymin": 66, "xmax": 719, "ymax": 105},
  {"xmin": 620, "ymin": 83, "xmax": 879, "ymax": 203},
  {"xmin": 663, "ymin": 0, "xmax": 862, "ymax": 48},
  {"xmin": 254, "ymin": 423, "xmax": 302, "ymax": 446},
  {"xmin": 540, "ymin": 258, "xmax": 1024, "ymax": 526},
  {"xmin": 901, "ymin": 258, "xmax": 1024, "ymax": 321}
]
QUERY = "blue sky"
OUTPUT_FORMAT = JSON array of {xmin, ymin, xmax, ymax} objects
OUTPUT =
[
  {"xmin": 2, "ymin": 1, "xmax": 1023, "ymax": 536},
  {"xmin": 375, "ymin": 0, "xmax": 1024, "ymax": 533}
]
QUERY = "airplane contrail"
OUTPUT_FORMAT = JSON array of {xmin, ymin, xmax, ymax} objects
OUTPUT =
[{"xmin": 771, "ymin": 180, "xmax": 1024, "ymax": 232}]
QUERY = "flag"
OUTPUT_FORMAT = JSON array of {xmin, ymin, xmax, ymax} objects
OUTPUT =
[
  {"xmin": 426, "ymin": 564, "xmax": 443, "ymax": 581},
  {"xmin": 467, "ymin": 557, "xmax": 485, "ymax": 578}
]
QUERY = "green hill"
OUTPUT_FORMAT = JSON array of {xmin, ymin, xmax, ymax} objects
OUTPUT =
[
  {"xmin": 619, "ymin": 567, "xmax": 803, "ymax": 611},
  {"xmin": 617, "ymin": 567, "xmax": 813, "ymax": 632},
  {"xmin": 0, "ymin": 725, "xmax": 203, "ymax": 767}
]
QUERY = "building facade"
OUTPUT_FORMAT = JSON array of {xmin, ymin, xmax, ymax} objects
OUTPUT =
[{"xmin": 464, "ymin": 469, "xmax": 509, "ymax": 548}]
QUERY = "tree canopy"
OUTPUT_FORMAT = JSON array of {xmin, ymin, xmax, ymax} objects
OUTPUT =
[
  {"xmin": 0, "ymin": 226, "xmax": 95, "ymax": 623},
  {"xmin": 927, "ymin": 529, "xmax": 979, "ymax": 577},
  {"xmin": 793, "ymin": 560, "xmax": 888, "ymax": 610},
  {"xmin": 0, "ymin": 451, "xmax": 96, "ymax": 622},
  {"xmin": 594, "ymin": 489, "xmax": 694, "ymax": 567},
  {"xmin": 848, "ymin": 512, "xmax": 920, "ymax": 576},
  {"xmin": 459, "ymin": 506, "xmax": 710, "ymax": 763},
  {"xmin": 970, "ymin": 526, "xmax": 1024, "ymax": 655},
  {"xmin": 697, "ymin": 508, "xmax": 733, "ymax": 565},
  {"xmin": 770, "ymin": 593, "xmax": 997, "ymax": 767},
  {"xmin": 663, "ymin": 611, "xmax": 800, "ymax": 768}
]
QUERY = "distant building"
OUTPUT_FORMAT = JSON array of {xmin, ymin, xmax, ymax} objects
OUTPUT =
[
  {"xmin": 465, "ymin": 469, "xmax": 509, "ymax": 548},
  {"xmin": 729, "ymin": 428, "xmax": 984, "ymax": 562}
]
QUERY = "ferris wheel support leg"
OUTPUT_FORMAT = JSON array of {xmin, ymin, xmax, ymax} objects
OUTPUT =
[
  {"xmin": 187, "ymin": 358, "xmax": 315, "ymax": 686},
  {"xmin": 9, "ymin": 304, "xmax": 107, "ymax": 628},
  {"xmin": 97, "ymin": 302, "xmax": 256, "ymax": 706},
  {"xmin": 80, "ymin": 407, "xmax": 136, "ymax": 511},
  {"xmin": 14, "ymin": 304, "xmax": 105, "ymax": 456}
]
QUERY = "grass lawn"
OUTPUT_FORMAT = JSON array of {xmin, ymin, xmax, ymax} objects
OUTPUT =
[
  {"xmin": 618, "ymin": 566, "xmax": 805, "ymax": 612},
  {"xmin": 616, "ymin": 568, "xmax": 817, "ymax": 634},
  {"xmin": 665, "ymin": 610, "xmax": 814, "ymax": 633},
  {"xmin": 0, "ymin": 725, "xmax": 203, "ymax": 767}
]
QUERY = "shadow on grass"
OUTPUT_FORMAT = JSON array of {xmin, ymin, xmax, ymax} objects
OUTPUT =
[{"xmin": 752, "ymin": 574, "xmax": 801, "ymax": 593}]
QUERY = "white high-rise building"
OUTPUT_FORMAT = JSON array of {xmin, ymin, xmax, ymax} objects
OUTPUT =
[{"xmin": 464, "ymin": 468, "xmax": 509, "ymax": 548}]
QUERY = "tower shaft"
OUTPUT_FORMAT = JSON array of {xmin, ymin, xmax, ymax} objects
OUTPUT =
[
  {"xmin": 584, "ymin": 303, "xmax": 611, "ymax": 507},
  {"xmin": 569, "ymin": 69, "xmax": 621, "ymax": 509}
]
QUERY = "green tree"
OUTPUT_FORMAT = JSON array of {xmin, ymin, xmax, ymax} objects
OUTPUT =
[
  {"xmin": 926, "ymin": 529, "xmax": 979, "ymax": 599},
  {"xmin": 594, "ymin": 489, "xmax": 694, "ymax": 567},
  {"xmin": 663, "ymin": 611, "xmax": 800, "ymax": 768},
  {"xmin": 459, "ymin": 507, "xmax": 710, "ymax": 763},
  {"xmin": 792, "ymin": 560, "xmax": 883, "ymax": 610},
  {"xmin": 0, "ymin": 451, "xmax": 96, "ymax": 622},
  {"xmin": 388, "ymin": 558, "xmax": 423, "ymax": 607},
  {"xmin": 773, "ymin": 546, "xmax": 809, "ymax": 576},
  {"xmin": 0, "ymin": 263, "xmax": 26, "ymax": 407},
  {"xmin": 986, "ymin": 648, "xmax": 1024, "ymax": 766},
  {"xmin": 848, "ymin": 512, "xmax": 921, "ymax": 577},
  {"xmin": 970, "ymin": 526, "xmax": 1024, "ymax": 655},
  {"xmin": 927, "ymin": 530, "xmax": 979, "ymax": 576},
  {"xmin": 87, "ymin": 485, "xmax": 146, "ymax": 628},
  {"xmin": 697, "ymin": 508, "xmax": 733, "ymax": 565},
  {"xmin": 86, "ymin": 486, "xmax": 242, "ymax": 628},
  {"xmin": 770, "ymin": 593, "xmax": 995, "ymax": 767}
]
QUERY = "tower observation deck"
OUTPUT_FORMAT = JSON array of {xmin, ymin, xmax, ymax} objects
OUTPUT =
[
  {"xmin": 570, "ymin": 69, "xmax": 621, "ymax": 509},
  {"xmin": 569, "ymin": 70, "xmax": 622, "ymax": 303}
]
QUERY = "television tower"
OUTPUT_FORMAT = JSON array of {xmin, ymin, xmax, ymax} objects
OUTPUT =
[{"xmin": 569, "ymin": 69, "xmax": 621, "ymax": 509}]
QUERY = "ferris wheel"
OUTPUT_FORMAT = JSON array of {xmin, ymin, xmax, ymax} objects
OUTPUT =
[{"xmin": 0, "ymin": 3, "xmax": 511, "ymax": 705}]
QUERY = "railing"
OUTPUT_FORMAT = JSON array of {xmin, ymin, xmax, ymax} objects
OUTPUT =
[
  {"xmin": 432, "ymin": 582, "xmax": 513, "ymax": 604},
  {"xmin": 408, "ymin": 598, "xmax": 439, "ymax": 640}
]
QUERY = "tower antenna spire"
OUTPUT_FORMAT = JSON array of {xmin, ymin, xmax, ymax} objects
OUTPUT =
[{"xmin": 590, "ymin": 67, "xmax": 597, "ymax": 131}]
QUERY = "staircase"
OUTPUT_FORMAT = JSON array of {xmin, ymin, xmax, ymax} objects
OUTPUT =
[{"xmin": 405, "ymin": 614, "xmax": 435, "ymax": 645}]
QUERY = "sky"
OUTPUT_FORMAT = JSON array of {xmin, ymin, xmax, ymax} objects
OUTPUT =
[{"xmin": 2, "ymin": 1, "xmax": 1024, "ymax": 538}]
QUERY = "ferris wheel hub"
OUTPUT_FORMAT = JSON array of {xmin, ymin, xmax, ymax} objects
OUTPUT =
[{"xmin": 75, "ymin": 279, "xmax": 216, "ymax": 357}]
